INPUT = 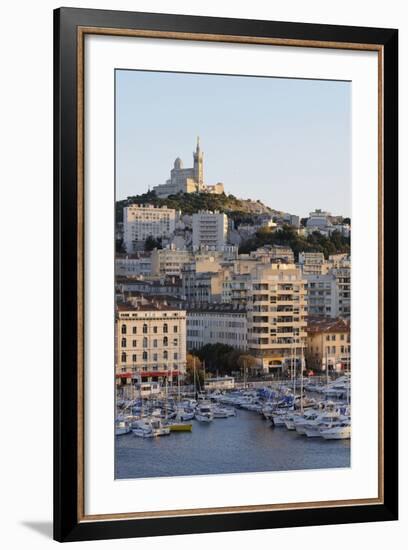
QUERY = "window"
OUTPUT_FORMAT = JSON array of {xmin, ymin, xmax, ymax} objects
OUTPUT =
[
  {"xmin": 121, "ymin": 352, "xmax": 127, "ymax": 363},
  {"xmin": 173, "ymin": 325, "xmax": 178, "ymax": 333},
  {"xmin": 142, "ymin": 351, "xmax": 148, "ymax": 361},
  {"xmin": 326, "ymin": 335, "xmax": 330, "ymax": 341},
  {"xmin": 331, "ymin": 334, "xmax": 336, "ymax": 341},
  {"xmin": 163, "ymin": 336, "xmax": 168, "ymax": 346},
  {"xmin": 174, "ymin": 352, "xmax": 178, "ymax": 360},
  {"xmin": 132, "ymin": 326, "xmax": 137, "ymax": 334},
  {"xmin": 143, "ymin": 323, "xmax": 148, "ymax": 334},
  {"xmin": 153, "ymin": 326, "xmax": 158, "ymax": 334},
  {"xmin": 153, "ymin": 353, "xmax": 158, "ymax": 361},
  {"xmin": 163, "ymin": 323, "xmax": 168, "ymax": 333},
  {"xmin": 132, "ymin": 339, "xmax": 137, "ymax": 347},
  {"xmin": 173, "ymin": 338, "xmax": 178, "ymax": 346},
  {"xmin": 143, "ymin": 337, "xmax": 148, "ymax": 348},
  {"xmin": 132, "ymin": 354, "xmax": 137, "ymax": 362},
  {"xmin": 121, "ymin": 338, "xmax": 126, "ymax": 347},
  {"xmin": 153, "ymin": 339, "xmax": 158, "ymax": 348},
  {"xmin": 121, "ymin": 324, "xmax": 127, "ymax": 334},
  {"xmin": 340, "ymin": 334, "xmax": 345, "ymax": 341},
  {"xmin": 163, "ymin": 351, "xmax": 168, "ymax": 360}
]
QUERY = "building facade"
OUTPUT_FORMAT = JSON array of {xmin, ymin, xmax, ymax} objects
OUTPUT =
[
  {"xmin": 182, "ymin": 268, "xmax": 224, "ymax": 304},
  {"xmin": 192, "ymin": 210, "xmax": 228, "ymax": 250},
  {"xmin": 247, "ymin": 263, "xmax": 308, "ymax": 372},
  {"xmin": 298, "ymin": 252, "xmax": 329, "ymax": 276},
  {"xmin": 116, "ymin": 304, "xmax": 187, "ymax": 386},
  {"xmin": 115, "ymin": 255, "xmax": 152, "ymax": 277},
  {"xmin": 150, "ymin": 246, "xmax": 192, "ymax": 277},
  {"xmin": 305, "ymin": 317, "xmax": 350, "ymax": 372},
  {"xmin": 251, "ymin": 245, "xmax": 295, "ymax": 264},
  {"xmin": 123, "ymin": 204, "xmax": 176, "ymax": 253},
  {"xmin": 306, "ymin": 266, "xmax": 350, "ymax": 319},
  {"xmin": 221, "ymin": 270, "xmax": 251, "ymax": 306},
  {"xmin": 306, "ymin": 209, "xmax": 332, "ymax": 228},
  {"xmin": 187, "ymin": 306, "xmax": 248, "ymax": 351}
]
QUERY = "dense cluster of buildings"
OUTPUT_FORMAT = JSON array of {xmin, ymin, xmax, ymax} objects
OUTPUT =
[{"xmin": 116, "ymin": 141, "xmax": 351, "ymax": 387}]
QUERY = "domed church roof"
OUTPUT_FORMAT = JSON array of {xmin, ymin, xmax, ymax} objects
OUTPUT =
[{"xmin": 174, "ymin": 157, "xmax": 183, "ymax": 169}]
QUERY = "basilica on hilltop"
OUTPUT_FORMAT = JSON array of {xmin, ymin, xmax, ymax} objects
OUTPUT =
[{"xmin": 153, "ymin": 138, "xmax": 225, "ymax": 198}]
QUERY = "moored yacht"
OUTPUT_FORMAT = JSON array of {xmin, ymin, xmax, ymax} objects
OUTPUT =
[
  {"xmin": 213, "ymin": 406, "xmax": 236, "ymax": 418},
  {"xmin": 132, "ymin": 417, "xmax": 171, "ymax": 438},
  {"xmin": 115, "ymin": 419, "xmax": 131, "ymax": 436},
  {"xmin": 320, "ymin": 421, "xmax": 351, "ymax": 440},
  {"xmin": 294, "ymin": 409, "xmax": 321, "ymax": 434},
  {"xmin": 195, "ymin": 403, "xmax": 214, "ymax": 422}
]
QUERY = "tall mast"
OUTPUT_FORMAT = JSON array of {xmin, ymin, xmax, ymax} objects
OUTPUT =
[
  {"xmin": 193, "ymin": 356, "xmax": 196, "ymax": 397},
  {"xmin": 203, "ymin": 360, "xmax": 206, "ymax": 394},
  {"xmin": 293, "ymin": 338, "xmax": 296, "ymax": 400},
  {"xmin": 300, "ymin": 339, "xmax": 304, "ymax": 414},
  {"xmin": 326, "ymin": 346, "xmax": 329, "ymax": 387}
]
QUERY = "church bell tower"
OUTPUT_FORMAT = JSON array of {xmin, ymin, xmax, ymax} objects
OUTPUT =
[{"xmin": 193, "ymin": 136, "xmax": 204, "ymax": 187}]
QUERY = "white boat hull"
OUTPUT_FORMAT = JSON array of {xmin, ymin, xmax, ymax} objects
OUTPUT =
[
  {"xmin": 321, "ymin": 427, "xmax": 351, "ymax": 440},
  {"xmin": 195, "ymin": 414, "xmax": 213, "ymax": 422},
  {"xmin": 178, "ymin": 411, "xmax": 195, "ymax": 421},
  {"xmin": 115, "ymin": 427, "xmax": 131, "ymax": 436},
  {"xmin": 304, "ymin": 427, "xmax": 323, "ymax": 438}
]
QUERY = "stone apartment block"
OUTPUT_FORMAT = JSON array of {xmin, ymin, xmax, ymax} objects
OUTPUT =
[{"xmin": 116, "ymin": 303, "xmax": 187, "ymax": 386}]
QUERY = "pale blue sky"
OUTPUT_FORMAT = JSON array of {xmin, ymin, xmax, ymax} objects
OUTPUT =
[{"xmin": 116, "ymin": 70, "xmax": 351, "ymax": 218}]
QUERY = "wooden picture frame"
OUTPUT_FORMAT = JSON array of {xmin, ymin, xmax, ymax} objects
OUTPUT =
[{"xmin": 54, "ymin": 7, "xmax": 398, "ymax": 542}]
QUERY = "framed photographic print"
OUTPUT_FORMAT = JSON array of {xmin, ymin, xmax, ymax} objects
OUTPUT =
[{"xmin": 54, "ymin": 7, "xmax": 398, "ymax": 542}]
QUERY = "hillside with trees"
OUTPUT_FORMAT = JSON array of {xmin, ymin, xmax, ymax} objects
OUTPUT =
[
  {"xmin": 116, "ymin": 191, "xmax": 284, "ymax": 224},
  {"xmin": 239, "ymin": 225, "xmax": 350, "ymax": 260}
]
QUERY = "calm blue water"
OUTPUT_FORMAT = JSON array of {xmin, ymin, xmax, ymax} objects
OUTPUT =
[{"xmin": 115, "ymin": 409, "xmax": 350, "ymax": 479}]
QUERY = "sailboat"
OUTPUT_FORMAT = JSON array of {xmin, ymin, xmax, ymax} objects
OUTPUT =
[{"xmin": 164, "ymin": 364, "xmax": 193, "ymax": 432}]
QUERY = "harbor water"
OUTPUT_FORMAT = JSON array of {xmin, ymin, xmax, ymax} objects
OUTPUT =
[{"xmin": 115, "ymin": 408, "xmax": 350, "ymax": 479}]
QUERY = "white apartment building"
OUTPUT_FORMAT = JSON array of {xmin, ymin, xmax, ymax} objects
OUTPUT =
[
  {"xmin": 247, "ymin": 263, "xmax": 308, "ymax": 372},
  {"xmin": 192, "ymin": 210, "xmax": 228, "ymax": 251},
  {"xmin": 187, "ymin": 306, "xmax": 247, "ymax": 351},
  {"xmin": 306, "ymin": 266, "xmax": 350, "ymax": 319},
  {"xmin": 306, "ymin": 209, "xmax": 332, "ymax": 228},
  {"xmin": 116, "ymin": 303, "xmax": 186, "ymax": 385},
  {"xmin": 123, "ymin": 204, "xmax": 176, "ymax": 253}
]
